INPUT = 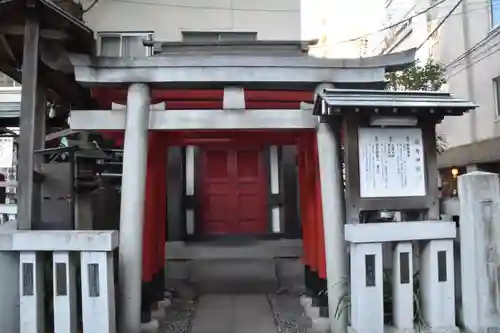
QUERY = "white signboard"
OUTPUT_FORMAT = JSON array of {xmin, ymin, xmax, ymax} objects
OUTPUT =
[
  {"xmin": 358, "ymin": 127, "xmax": 426, "ymax": 198},
  {"xmin": 0, "ymin": 138, "xmax": 14, "ymax": 168}
]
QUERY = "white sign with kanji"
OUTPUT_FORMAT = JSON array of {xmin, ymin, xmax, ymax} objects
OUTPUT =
[
  {"xmin": 0, "ymin": 137, "xmax": 14, "ymax": 168},
  {"xmin": 358, "ymin": 127, "xmax": 426, "ymax": 198}
]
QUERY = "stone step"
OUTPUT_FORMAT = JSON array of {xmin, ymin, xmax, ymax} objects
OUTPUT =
[{"xmin": 188, "ymin": 258, "xmax": 279, "ymax": 294}]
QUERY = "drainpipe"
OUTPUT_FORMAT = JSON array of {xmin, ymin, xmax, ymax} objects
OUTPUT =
[{"xmin": 118, "ymin": 83, "xmax": 151, "ymax": 333}]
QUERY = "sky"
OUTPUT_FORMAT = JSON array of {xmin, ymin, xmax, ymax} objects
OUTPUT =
[{"xmin": 301, "ymin": 0, "xmax": 385, "ymax": 57}]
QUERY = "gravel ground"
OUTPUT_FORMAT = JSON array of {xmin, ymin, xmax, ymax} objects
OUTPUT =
[
  {"xmin": 268, "ymin": 293, "xmax": 312, "ymax": 333},
  {"xmin": 158, "ymin": 298, "xmax": 197, "ymax": 333},
  {"xmin": 159, "ymin": 283, "xmax": 199, "ymax": 333}
]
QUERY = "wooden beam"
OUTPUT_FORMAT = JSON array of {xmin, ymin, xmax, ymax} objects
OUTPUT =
[
  {"xmin": 0, "ymin": 24, "xmax": 69, "ymax": 40},
  {"xmin": 17, "ymin": 12, "xmax": 45, "ymax": 230},
  {"xmin": 0, "ymin": 35, "xmax": 15, "ymax": 62}
]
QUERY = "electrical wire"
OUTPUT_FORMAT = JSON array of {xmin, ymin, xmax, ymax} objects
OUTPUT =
[
  {"xmin": 416, "ymin": 0, "xmax": 464, "ymax": 50},
  {"xmin": 334, "ymin": 0, "xmax": 449, "ymax": 44},
  {"xmin": 316, "ymin": 0, "xmax": 496, "ymax": 46},
  {"xmin": 109, "ymin": 0, "xmax": 299, "ymax": 12},
  {"xmin": 446, "ymin": 39, "xmax": 500, "ymax": 79},
  {"xmin": 83, "ymin": 0, "xmax": 100, "ymax": 13},
  {"xmin": 444, "ymin": 1, "xmax": 500, "ymax": 71}
]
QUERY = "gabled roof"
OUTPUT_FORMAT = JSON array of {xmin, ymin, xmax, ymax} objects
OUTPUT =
[{"xmin": 313, "ymin": 89, "xmax": 477, "ymax": 118}]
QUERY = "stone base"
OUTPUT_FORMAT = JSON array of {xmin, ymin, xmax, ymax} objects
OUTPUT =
[
  {"xmin": 347, "ymin": 325, "xmax": 461, "ymax": 333},
  {"xmin": 299, "ymin": 295, "xmax": 313, "ymax": 307},
  {"xmin": 304, "ymin": 303, "xmax": 320, "ymax": 318},
  {"xmin": 310, "ymin": 316, "xmax": 330, "ymax": 333},
  {"xmin": 140, "ymin": 319, "xmax": 159, "ymax": 333},
  {"xmin": 158, "ymin": 298, "xmax": 171, "ymax": 309},
  {"xmin": 151, "ymin": 306, "xmax": 166, "ymax": 322}
]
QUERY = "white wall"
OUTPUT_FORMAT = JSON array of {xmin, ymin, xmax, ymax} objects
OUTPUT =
[
  {"xmin": 436, "ymin": 0, "xmax": 500, "ymax": 148},
  {"xmin": 81, "ymin": 0, "xmax": 301, "ymax": 41}
]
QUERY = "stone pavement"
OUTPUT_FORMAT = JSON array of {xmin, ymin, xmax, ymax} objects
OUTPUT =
[{"xmin": 190, "ymin": 294, "xmax": 277, "ymax": 333}]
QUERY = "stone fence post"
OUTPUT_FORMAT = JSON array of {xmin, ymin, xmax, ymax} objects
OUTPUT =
[{"xmin": 458, "ymin": 171, "xmax": 500, "ymax": 333}]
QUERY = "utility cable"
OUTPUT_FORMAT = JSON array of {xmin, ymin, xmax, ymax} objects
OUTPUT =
[
  {"xmin": 446, "ymin": 39, "xmax": 500, "ymax": 79},
  {"xmin": 334, "ymin": 0, "xmax": 448, "ymax": 44},
  {"xmin": 416, "ymin": 0, "xmax": 464, "ymax": 50},
  {"xmin": 444, "ymin": 5, "xmax": 500, "ymax": 71}
]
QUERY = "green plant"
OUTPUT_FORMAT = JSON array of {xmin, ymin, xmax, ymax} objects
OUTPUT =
[
  {"xmin": 333, "ymin": 270, "xmax": 428, "ymax": 331},
  {"xmin": 386, "ymin": 58, "xmax": 448, "ymax": 154}
]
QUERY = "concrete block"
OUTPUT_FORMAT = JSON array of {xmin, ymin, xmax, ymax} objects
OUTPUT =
[
  {"xmin": 304, "ymin": 302, "xmax": 320, "ymax": 318},
  {"xmin": 140, "ymin": 319, "xmax": 159, "ymax": 333},
  {"xmin": 420, "ymin": 240, "xmax": 456, "ymax": 331},
  {"xmin": 80, "ymin": 251, "xmax": 116, "ymax": 333},
  {"xmin": 458, "ymin": 171, "xmax": 500, "ymax": 333},
  {"xmin": 151, "ymin": 306, "xmax": 165, "ymax": 322},
  {"xmin": 310, "ymin": 316, "xmax": 330, "ymax": 333},
  {"xmin": 392, "ymin": 242, "xmax": 414, "ymax": 331},
  {"xmin": 19, "ymin": 251, "xmax": 45, "ymax": 333},
  {"xmin": 350, "ymin": 242, "xmax": 384, "ymax": 333}
]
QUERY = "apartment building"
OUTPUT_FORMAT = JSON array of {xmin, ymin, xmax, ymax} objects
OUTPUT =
[
  {"xmin": 436, "ymin": 0, "xmax": 500, "ymax": 177},
  {"xmin": 370, "ymin": 0, "xmax": 439, "ymax": 60},
  {"xmin": 82, "ymin": 0, "xmax": 301, "ymax": 55},
  {"xmin": 369, "ymin": 0, "xmax": 500, "ymax": 194}
]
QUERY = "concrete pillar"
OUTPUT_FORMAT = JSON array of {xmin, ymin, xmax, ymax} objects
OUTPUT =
[
  {"xmin": 458, "ymin": 171, "xmax": 500, "ymax": 333},
  {"xmin": 52, "ymin": 251, "xmax": 77, "ymax": 333},
  {"xmin": 118, "ymin": 83, "xmax": 151, "ymax": 333},
  {"xmin": 392, "ymin": 242, "xmax": 414, "ymax": 331},
  {"xmin": 19, "ymin": 251, "xmax": 45, "ymax": 333},
  {"xmin": 420, "ymin": 239, "xmax": 456, "ymax": 330},
  {"xmin": 81, "ymin": 251, "xmax": 117, "ymax": 333},
  {"xmin": 316, "ymin": 122, "xmax": 347, "ymax": 333},
  {"xmin": 349, "ymin": 242, "xmax": 384, "ymax": 333}
]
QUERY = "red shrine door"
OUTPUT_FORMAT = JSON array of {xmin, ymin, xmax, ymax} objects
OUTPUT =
[{"xmin": 200, "ymin": 146, "xmax": 267, "ymax": 236}]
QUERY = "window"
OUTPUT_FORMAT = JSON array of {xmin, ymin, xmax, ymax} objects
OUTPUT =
[
  {"xmin": 491, "ymin": 0, "xmax": 500, "ymax": 28},
  {"xmin": 494, "ymin": 77, "xmax": 500, "ymax": 117},
  {"xmin": 0, "ymin": 73, "xmax": 20, "ymax": 88},
  {"xmin": 98, "ymin": 32, "xmax": 153, "ymax": 57},
  {"xmin": 181, "ymin": 31, "xmax": 257, "ymax": 43}
]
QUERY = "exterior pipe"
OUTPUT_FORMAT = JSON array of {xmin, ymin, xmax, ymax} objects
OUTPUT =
[
  {"xmin": 316, "ymin": 122, "xmax": 347, "ymax": 333},
  {"xmin": 118, "ymin": 83, "xmax": 151, "ymax": 333}
]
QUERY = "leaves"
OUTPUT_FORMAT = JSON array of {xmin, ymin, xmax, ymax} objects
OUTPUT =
[
  {"xmin": 386, "ymin": 58, "xmax": 446, "ymax": 92},
  {"xmin": 386, "ymin": 58, "xmax": 448, "ymax": 153}
]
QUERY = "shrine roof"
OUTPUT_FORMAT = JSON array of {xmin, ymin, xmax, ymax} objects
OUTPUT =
[
  {"xmin": 313, "ymin": 89, "xmax": 477, "ymax": 118},
  {"xmin": 69, "ymin": 47, "xmax": 417, "ymax": 88},
  {"xmin": 0, "ymin": 0, "xmax": 96, "ymax": 108}
]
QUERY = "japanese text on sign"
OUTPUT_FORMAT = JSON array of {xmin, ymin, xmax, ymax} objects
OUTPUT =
[{"xmin": 358, "ymin": 127, "xmax": 426, "ymax": 198}]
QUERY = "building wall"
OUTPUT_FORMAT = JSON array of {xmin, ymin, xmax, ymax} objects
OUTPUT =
[
  {"xmin": 370, "ymin": 0, "xmax": 437, "ymax": 61},
  {"xmin": 436, "ymin": 0, "xmax": 500, "ymax": 149},
  {"xmin": 81, "ymin": 0, "xmax": 301, "ymax": 42}
]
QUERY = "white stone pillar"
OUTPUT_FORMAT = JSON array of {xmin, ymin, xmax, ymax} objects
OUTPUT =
[
  {"xmin": 269, "ymin": 145, "xmax": 281, "ymax": 233},
  {"xmin": 19, "ymin": 251, "xmax": 44, "ymax": 333},
  {"xmin": 81, "ymin": 251, "xmax": 116, "ymax": 333},
  {"xmin": 185, "ymin": 146, "xmax": 195, "ymax": 235},
  {"xmin": 350, "ymin": 242, "xmax": 384, "ymax": 333},
  {"xmin": 420, "ymin": 239, "xmax": 456, "ymax": 330},
  {"xmin": 118, "ymin": 83, "xmax": 151, "ymax": 333},
  {"xmin": 53, "ymin": 251, "xmax": 77, "ymax": 333},
  {"xmin": 392, "ymin": 242, "xmax": 414, "ymax": 331},
  {"xmin": 316, "ymin": 122, "xmax": 347, "ymax": 333},
  {"xmin": 458, "ymin": 171, "xmax": 500, "ymax": 333}
]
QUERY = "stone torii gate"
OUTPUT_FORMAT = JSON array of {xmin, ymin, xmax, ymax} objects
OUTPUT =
[{"xmin": 68, "ymin": 44, "xmax": 416, "ymax": 333}]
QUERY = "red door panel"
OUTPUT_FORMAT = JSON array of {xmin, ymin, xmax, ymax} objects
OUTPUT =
[
  {"xmin": 200, "ymin": 146, "xmax": 267, "ymax": 235},
  {"xmin": 234, "ymin": 149, "xmax": 267, "ymax": 234},
  {"xmin": 200, "ymin": 149, "xmax": 234, "ymax": 235}
]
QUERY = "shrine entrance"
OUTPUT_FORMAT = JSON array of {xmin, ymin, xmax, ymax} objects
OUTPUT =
[{"xmin": 199, "ymin": 145, "xmax": 267, "ymax": 236}]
